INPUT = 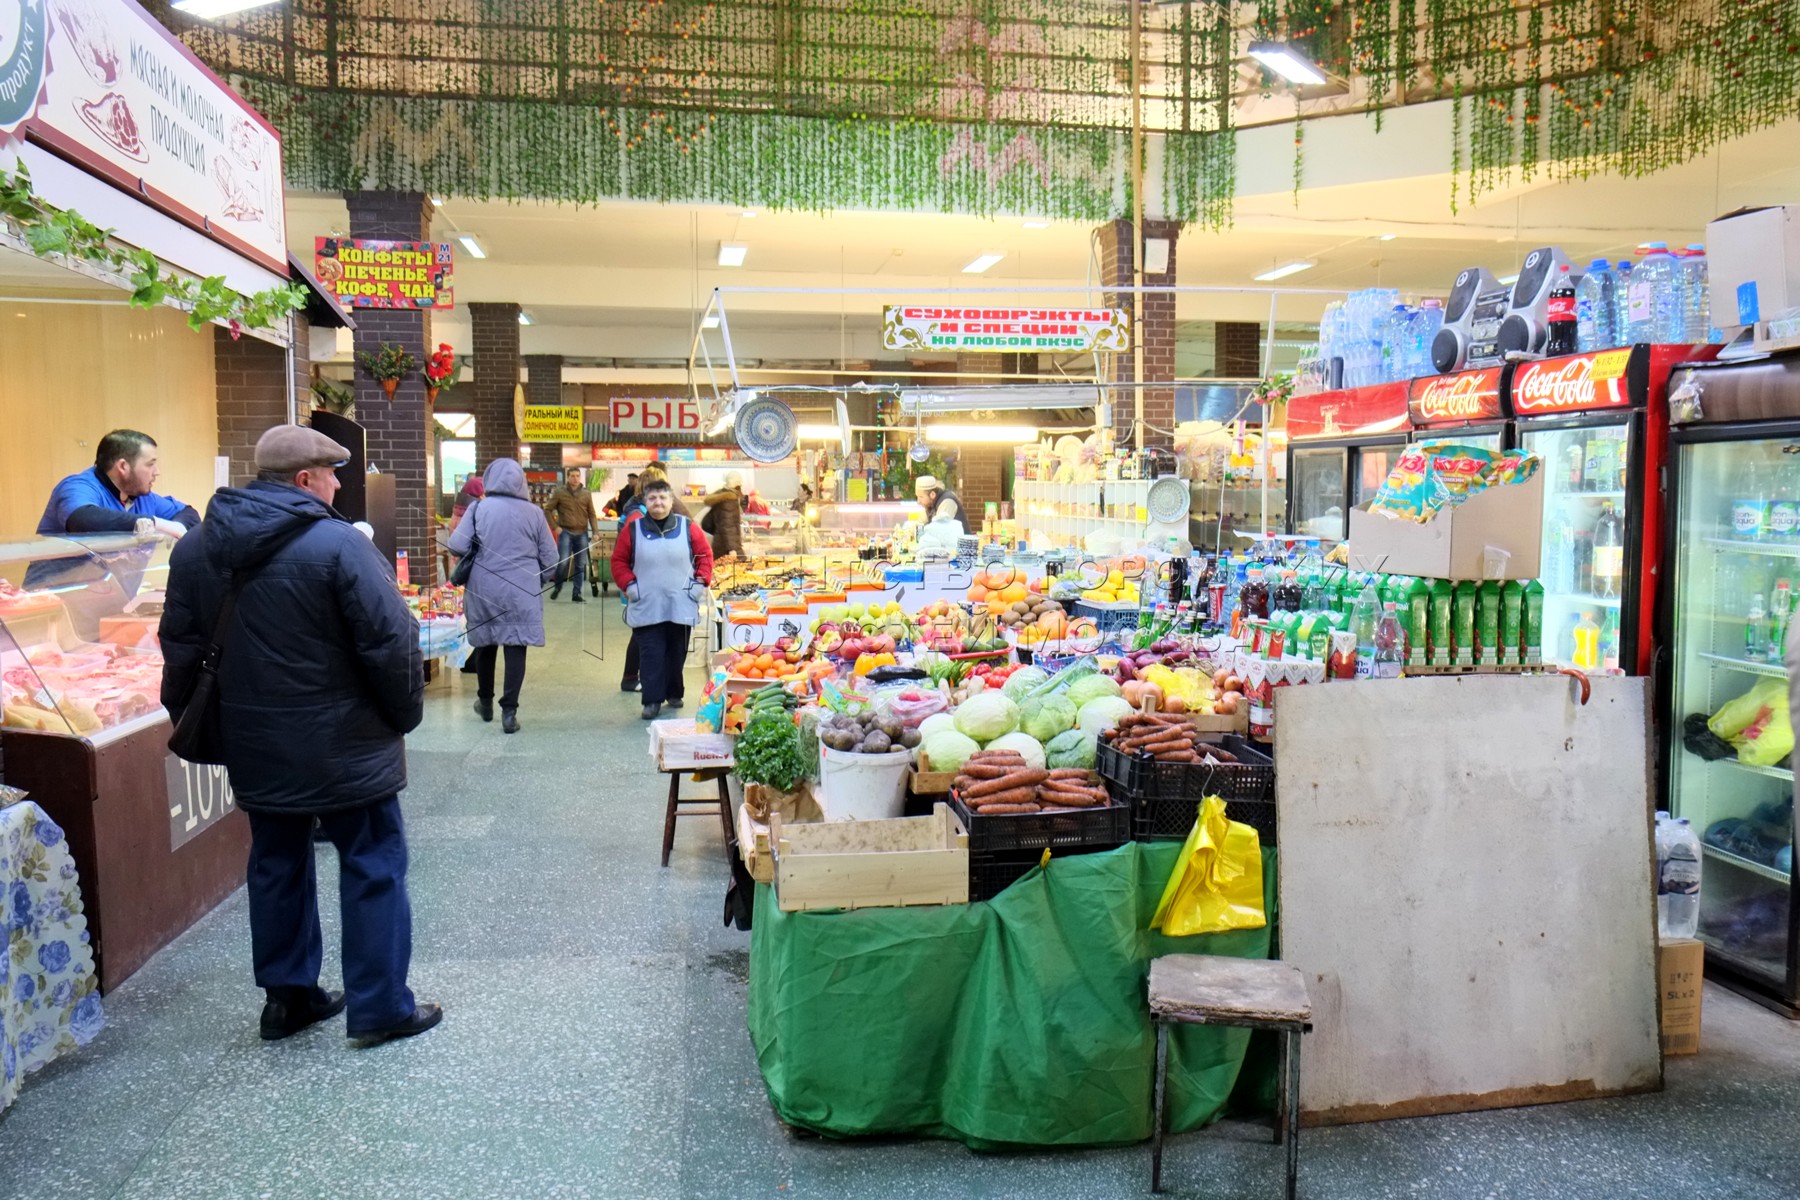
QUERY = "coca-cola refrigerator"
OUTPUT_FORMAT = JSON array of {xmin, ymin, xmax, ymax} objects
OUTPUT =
[
  {"xmin": 1284, "ymin": 381, "xmax": 1411, "ymax": 543},
  {"xmin": 1510, "ymin": 344, "xmax": 1705, "ymax": 675},
  {"xmin": 1659, "ymin": 352, "xmax": 1799, "ymax": 1015},
  {"xmin": 1407, "ymin": 365, "xmax": 1511, "ymax": 452}
]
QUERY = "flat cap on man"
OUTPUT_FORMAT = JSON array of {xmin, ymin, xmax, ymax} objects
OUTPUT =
[{"xmin": 254, "ymin": 426, "xmax": 351, "ymax": 473}]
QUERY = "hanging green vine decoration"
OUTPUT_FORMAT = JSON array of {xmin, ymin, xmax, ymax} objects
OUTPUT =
[{"xmin": 0, "ymin": 163, "xmax": 307, "ymax": 337}]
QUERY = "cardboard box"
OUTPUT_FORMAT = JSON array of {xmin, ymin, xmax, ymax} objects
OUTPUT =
[
  {"xmin": 1706, "ymin": 205, "xmax": 1800, "ymax": 334},
  {"xmin": 1346, "ymin": 470, "xmax": 1544, "ymax": 581},
  {"xmin": 1658, "ymin": 937, "xmax": 1704, "ymax": 1057}
]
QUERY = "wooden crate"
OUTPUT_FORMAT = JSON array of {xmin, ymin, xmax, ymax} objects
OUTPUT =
[
  {"xmin": 771, "ymin": 803, "xmax": 969, "ymax": 912},
  {"xmin": 647, "ymin": 719, "xmax": 735, "ymax": 771},
  {"xmin": 910, "ymin": 750, "xmax": 957, "ymax": 795},
  {"xmin": 738, "ymin": 804, "xmax": 775, "ymax": 884}
]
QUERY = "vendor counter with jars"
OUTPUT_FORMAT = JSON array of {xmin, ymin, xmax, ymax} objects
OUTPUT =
[{"xmin": 0, "ymin": 534, "xmax": 248, "ymax": 992}]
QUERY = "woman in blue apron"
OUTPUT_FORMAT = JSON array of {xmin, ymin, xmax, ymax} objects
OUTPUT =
[{"xmin": 610, "ymin": 479, "xmax": 715, "ymax": 719}]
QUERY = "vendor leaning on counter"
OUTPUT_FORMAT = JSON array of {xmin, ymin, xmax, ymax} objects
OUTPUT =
[{"xmin": 914, "ymin": 474, "xmax": 968, "ymax": 535}]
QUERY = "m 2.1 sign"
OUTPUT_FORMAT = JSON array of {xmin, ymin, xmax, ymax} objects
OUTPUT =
[
  {"xmin": 1408, "ymin": 367, "xmax": 1505, "ymax": 426},
  {"xmin": 611, "ymin": 397, "xmax": 700, "ymax": 436}
]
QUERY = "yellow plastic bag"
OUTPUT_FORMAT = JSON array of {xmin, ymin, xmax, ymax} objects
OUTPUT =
[
  {"xmin": 1708, "ymin": 678, "xmax": 1793, "ymax": 767},
  {"xmin": 1150, "ymin": 796, "xmax": 1268, "ymax": 937}
]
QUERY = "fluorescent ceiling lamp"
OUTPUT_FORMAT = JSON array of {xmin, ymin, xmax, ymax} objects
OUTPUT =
[
  {"xmin": 1499, "ymin": 274, "xmax": 1520, "ymax": 286},
  {"xmin": 457, "ymin": 234, "xmax": 486, "ymax": 259},
  {"xmin": 924, "ymin": 424, "xmax": 1038, "ymax": 443},
  {"xmin": 1378, "ymin": 234, "xmax": 1397, "ymax": 241},
  {"xmin": 701, "ymin": 315, "xmax": 720, "ymax": 330},
  {"xmin": 1254, "ymin": 261, "xmax": 1314, "ymax": 281},
  {"xmin": 172, "ymin": 0, "xmax": 280, "ymax": 16},
  {"xmin": 963, "ymin": 253, "xmax": 1006, "ymax": 274},
  {"xmin": 518, "ymin": 312, "xmax": 534, "ymax": 326},
  {"xmin": 739, "ymin": 210, "xmax": 758, "ymax": 218},
  {"xmin": 1022, "ymin": 220, "xmax": 1050, "ymax": 229},
  {"xmin": 718, "ymin": 243, "xmax": 748, "ymax": 267},
  {"xmin": 796, "ymin": 424, "xmax": 843, "ymax": 441},
  {"xmin": 1247, "ymin": 40, "xmax": 1328, "ymax": 86},
  {"xmin": 429, "ymin": 195, "xmax": 445, "ymax": 207}
]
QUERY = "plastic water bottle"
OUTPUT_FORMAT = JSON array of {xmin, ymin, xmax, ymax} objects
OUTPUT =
[
  {"xmin": 1745, "ymin": 592, "xmax": 1769, "ymax": 661},
  {"xmin": 1576, "ymin": 259, "xmax": 1616, "ymax": 352},
  {"xmin": 1654, "ymin": 810, "xmax": 1672, "ymax": 931},
  {"xmin": 1679, "ymin": 245, "xmax": 1712, "ymax": 343},
  {"xmin": 1629, "ymin": 243, "xmax": 1682, "ymax": 343},
  {"xmin": 1372, "ymin": 602, "xmax": 1404, "ymax": 678},
  {"xmin": 1612, "ymin": 259, "xmax": 1635, "ymax": 344},
  {"xmin": 1351, "ymin": 583, "xmax": 1381, "ymax": 679},
  {"xmin": 1659, "ymin": 818, "xmax": 1702, "ymax": 939}
]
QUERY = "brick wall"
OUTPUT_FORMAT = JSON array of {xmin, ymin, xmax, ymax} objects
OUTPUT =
[
  {"xmin": 1216, "ymin": 321, "xmax": 1264, "ymax": 378},
  {"xmin": 1096, "ymin": 218, "xmax": 1179, "ymax": 448},
  {"xmin": 469, "ymin": 302, "xmax": 521, "ymax": 470},
  {"xmin": 215, "ymin": 318, "xmax": 307, "ymax": 488},
  {"xmin": 524, "ymin": 353, "xmax": 565, "ymax": 469},
  {"xmin": 345, "ymin": 191, "xmax": 434, "ymax": 574}
]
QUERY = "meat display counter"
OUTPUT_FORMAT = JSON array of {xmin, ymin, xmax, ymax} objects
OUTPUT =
[{"xmin": 0, "ymin": 533, "xmax": 249, "ymax": 992}]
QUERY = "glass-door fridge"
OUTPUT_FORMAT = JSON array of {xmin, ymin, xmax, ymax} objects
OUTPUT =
[
  {"xmin": 1407, "ymin": 365, "xmax": 1510, "ymax": 453},
  {"xmin": 1662, "ymin": 353, "xmax": 1799, "ymax": 1016},
  {"xmin": 1512, "ymin": 345, "xmax": 1704, "ymax": 676},
  {"xmin": 1285, "ymin": 381, "xmax": 1411, "ymax": 544}
]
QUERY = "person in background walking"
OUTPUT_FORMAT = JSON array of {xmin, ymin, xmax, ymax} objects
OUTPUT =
[
  {"xmin": 544, "ymin": 467, "xmax": 599, "ymax": 602},
  {"xmin": 610, "ymin": 472, "xmax": 640, "ymax": 516},
  {"xmin": 612, "ymin": 478, "xmax": 713, "ymax": 719},
  {"xmin": 446, "ymin": 459, "xmax": 557, "ymax": 734},
  {"xmin": 702, "ymin": 471, "xmax": 746, "ymax": 558},
  {"xmin": 160, "ymin": 425, "xmax": 439, "ymax": 1046}
]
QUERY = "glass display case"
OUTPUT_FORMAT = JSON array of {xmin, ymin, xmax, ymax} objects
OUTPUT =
[{"xmin": 0, "ymin": 533, "xmax": 171, "ymax": 740}]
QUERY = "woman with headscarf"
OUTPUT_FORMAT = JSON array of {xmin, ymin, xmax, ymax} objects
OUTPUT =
[{"xmin": 445, "ymin": 459, "xmax": 557, "ymax": 734}]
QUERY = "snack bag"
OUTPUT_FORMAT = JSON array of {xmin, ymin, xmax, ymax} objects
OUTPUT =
[{"xmin": 1368, "ymin": 442, "xmax": 1542, "ymax": 524}]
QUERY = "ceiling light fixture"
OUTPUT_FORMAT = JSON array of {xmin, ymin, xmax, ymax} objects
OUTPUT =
[
  {"xmin": 739, "ymin": 210, "xmax": 758, "ymax": 218},
  {"xmin": 518, "ymin": 312, "xmax": 533, "ymax": 326},
  {"xmin": 1247, "ymin": 41, "xmax": 1329, "ymax": 86},
  {"xmin": 429, "ymin": 195, "xmax": 446, "ymax": 207},
  {"xmin": 923, "ymin": 424, "xmax": 1039, "ymax": 444},
  {"xmin": 172, "ymin": 0, "xmax": 280, "ymax": 17},
  {"xmin": 796, "ymin": 424, "xmax": 845, "ymax": 441},
  {"xmin": 1378, "ymin": 234, "xmax": 1397, "ymax": 241},
  {"xmin": 962, "ymin": 253, "xmax": 1005, "ymax": 274},
  {"xmin": 1254, "ymin": 262, "xmax": 1315, "ymax": 282},
  {"xmin": 718, "ymin": 243, "xmax": 748, "ymax": 267},
  {"xmin": 1022, "ymin": 220, "xmax": 1050, "ymax": 229},
  {"xmin": 701, "ymin": 316, "xmax": 720, "ymax": 330},
  {"xmin": 457, "ymin": 234, "xmax": 486, "ymax": 259}
]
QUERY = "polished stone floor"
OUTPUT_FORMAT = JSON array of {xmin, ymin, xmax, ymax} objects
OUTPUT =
[{"xmin": 2, "ymin": 598, "xmax": 1797, "ymax": 1199}]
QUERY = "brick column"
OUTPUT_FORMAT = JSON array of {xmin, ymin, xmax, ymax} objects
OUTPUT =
[
  {"xmin": 346, "ymin": 191, "xmax": 434, "ymax": 572},
  {"xmin": 1216, "ymin": 321, "xmax": 1263, "ymax": 378},
  {"xmin": 215, "ymin": 317, "xmax": 308, "ymax": 487},
  {"xmin": 469, "ymin": 301, "xmax": 521, "ymax": 471},
  {"xmin": 1096, "ymin": 218, "xmax": 1179, "ymax": 448},
  {"xmin": 524, "ymin": 353, "xmax": 566, "ymax": 471}
]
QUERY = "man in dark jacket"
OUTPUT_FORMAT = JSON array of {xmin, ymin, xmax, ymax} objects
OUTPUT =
[
  {"xmin": 544, "ymin": 467, "xmax": 599, "ymax": 602},
  {"xmin": 160, "ymin": 425, "xmax": 441, "ymax": 1046}
]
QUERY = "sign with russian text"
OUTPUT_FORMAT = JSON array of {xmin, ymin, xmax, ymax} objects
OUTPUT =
[
  {"xmin": 611, "ymin": 397, "xmax": 702, "ymax": 436},
  {"xmin": 1510, "ymin": 350, "xmax": 1636, "ymax": 417},
  {"xmin": 1286, "ymin": 381, "xmax": 1411, "ymax": 440},
  {"xmin": 3, "ymin": 0, "xmax": 288, "ymax": 273},
  {"xmin": 520, "ymin": 405, "xmax": 584, "ymax": 442},
  {"xmin": 314, "ymin": 238, "xmax": 455, "ymax": 308},
  {"xmin": 1408, "ymin": 367, "xmax": 1505, "ymax": 426},
  {"xmin": 882, "ymin": 306, "xmax": 1131, "ymax": 352}
]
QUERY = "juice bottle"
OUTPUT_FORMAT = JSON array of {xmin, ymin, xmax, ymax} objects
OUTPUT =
[
  {"xmin": 1241, "ymin": 567, "xmax": 1271, "ymax": 620},
  {"xmin": 1523, "ymin": 580, "xmax": 1546, "ymax": 663},
  {"xmin": 1500, "ymin": 580, "xmax": 1524, "ymax": 666},
  {"xmin": 1476, "ymin": 582, "xmax": 1502, "ymax": 666},
  {"xmin": 1453, "ymin": 581, "xmax": 1478, "ymax": 667},
  {"xmin": 1273, "ymin": 570, "xmax": 1304, "ymax": 613},
  {"xmin": 1403, "ymin": 576, "xmax": 1431, "ymax": 667},
  {"xmin": 1429, "ymin": 578, "xmax": 1454, "ymax": 667},
  {"xmin": 1572, "ymin": 610, "xmax": 1601, "ymax": 670}
]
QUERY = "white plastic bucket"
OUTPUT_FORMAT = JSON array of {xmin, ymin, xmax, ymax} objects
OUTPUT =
[{"xmin": 817, "ymin": 745, "xmax": 911, "ymax": 821}]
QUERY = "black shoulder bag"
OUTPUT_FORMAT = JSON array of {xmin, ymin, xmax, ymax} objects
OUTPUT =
[
  {"xmin": 167, "ymin": 568, "xmax": 249, "ymax": 765},
  {"xmin": 449, "ymin": 500, "xmax": 480, "ymax": 587}
]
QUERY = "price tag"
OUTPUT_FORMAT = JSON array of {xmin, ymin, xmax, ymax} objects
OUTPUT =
[{"xmin": 1590, "ymin": 349, "xmax": 1631, "ymax": 381}]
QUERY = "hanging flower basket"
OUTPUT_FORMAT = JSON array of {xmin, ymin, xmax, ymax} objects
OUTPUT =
[
  {"xmin": 357, "ymin": 342, "xmax": 421, "ymax": 400},
  {"xmin": 426, "ymin": 385, "xmax": 440, "ymax": 406},
  {"xmin": 382, "ymin": 378, "xmax": 399, "ymax": 398}
]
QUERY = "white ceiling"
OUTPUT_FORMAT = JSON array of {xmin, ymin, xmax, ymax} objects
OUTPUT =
[{"xmin": 280, "ymin": 102, "xmax": 1800, "ymax": 371}]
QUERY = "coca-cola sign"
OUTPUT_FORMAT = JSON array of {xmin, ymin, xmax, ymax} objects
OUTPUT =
[
  {"xmin": 1408, "ymin": 367, "xmax": 1505, "ymax": 425},
  {"xmin": 1510, "ymin": 350, "xmax": 1633, "ymax": 416}
]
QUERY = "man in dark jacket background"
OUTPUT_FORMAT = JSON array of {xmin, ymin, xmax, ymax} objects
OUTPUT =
[{"xmin": 160, "ymin": 425, "xmax": 441, "ymax": 1046}]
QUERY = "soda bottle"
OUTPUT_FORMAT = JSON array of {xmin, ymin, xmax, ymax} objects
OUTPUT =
[
  {"xmin": 1373, "ymin": 603, "xmax": 1405, "ymax": 679},
  {"xmin": 1453, "ymin": 581, "xmax": 1478, "ymax": 667},
  {"xmin": 1600, "ymin": 608, "xmax": 1620, "ymax": 672},
  {"xmin": 1575, "ymin": 259, "xmax": 1616, "ymax": 352},
  {"xmin": 1660, "ymin": 819, "xmax": 1702, "ymax": 939},
  {"xmin": 1500, "ymin": 580, "xmax": 1524, "ymax": 666},
  {"xmin": 1351, "ymin": 583, "xmax": 1381, "ymax": 680},
  {"xmin": 1545, "ymin": 264, "xmax": 1579, "ymax": 356},
  {"xmin": 1571, "ymin": 610, "xmax": 1601, "ymax": 670},
  {"xmin": 1403, "ymin": 576, "xmax": 1431, "ymax": 668},
  {"xmin": 1522, "ymin": 579, "xmax": 1546, "ymax": 663},
  {"xmin": 1273, "ymin": 569, "xmax": 1303, "ymax": 613},
  {"xmin": 1429, "ymin": 577, "xmax": 1454, "ymax": 667},
  {"xmin": 1476, "ymin": 581, "xmax": 1502, "ymax": 666},
  {"xmin": 1592, "ymin": 501, "xmax": 1624, "ymax": 599},
  {"xmin": 1241, "ymin": 566, "xmax": 1271, "ymax": 620},
  {"xmin": 1584, "ymin": 433, "xmax": 1616, "ymax": 493},
  {"xmin": 1572, "ymin": 524, "xmax": 1595, "ymax": 595},
  {"xmin": 1745, "ymin": 592, "xmax": 1769, "ymax": 661}
]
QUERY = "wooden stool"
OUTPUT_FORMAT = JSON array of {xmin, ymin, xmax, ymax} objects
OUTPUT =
[
  {"xmin": 1148, "ymin": 954, "xmax": 1313, "ymax": 1198},
  {"xmin": 660, "ymin": 766, "xmax": 733, "ymax": 868}
]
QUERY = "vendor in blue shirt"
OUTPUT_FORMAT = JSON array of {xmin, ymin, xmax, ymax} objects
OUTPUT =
[{"xmin": 24, "ymin": 430, "xmax": 201, "ymax": 602}]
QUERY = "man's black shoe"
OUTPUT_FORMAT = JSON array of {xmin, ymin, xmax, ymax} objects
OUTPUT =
[
  {"xmin": 664, "ymin": 697, "xmax": 684, "ymax": 710},
  {"xmin": 349, "ymin": 1002, "xmax": 443, "ymax": 1046},
  {"xmin": 550, "ymin": 584, "xmax": 563, "ymax": 600},
  {"xmin": 473, "ymin": 697, "xmax": 493, "ymax": 722},
  {"xmin": 501, "ymin": 709, "xmax": 520, "ymax": 734},
  {"xmin": 620, "ymin": 678, "xmax": 640, "ymax": 693},
  {"xmin": 260, "ymin": 989, "xmax": 346, "ymax": 1041},
  {"xmin": 641, "ymin": 703, "xmax": 662, "ymax": 720}
]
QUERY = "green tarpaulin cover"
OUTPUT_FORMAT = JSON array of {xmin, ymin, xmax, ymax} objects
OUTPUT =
[{"xmin": 748, "ymin": 841, "xmax": 1277, "ymax": 1148}]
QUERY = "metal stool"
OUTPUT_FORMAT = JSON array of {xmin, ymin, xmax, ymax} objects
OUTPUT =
[
  {"xmin": 1148, "ymin": 954, "xmax": 1314, "ymax": 1198},
  {"xmin": 659, "ymin": 766, "xmax": 733, "ymax": 867}
]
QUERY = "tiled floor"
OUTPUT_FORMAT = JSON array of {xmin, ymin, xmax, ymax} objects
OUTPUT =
[{"xmin": 2, "ymin": 598, "xmax": 1797, "ymax": 1198}]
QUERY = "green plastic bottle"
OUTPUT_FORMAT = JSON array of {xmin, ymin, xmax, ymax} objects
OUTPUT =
[
  {"xmin": 1429, "ymin": 578, "xmax": 1454, "ymax": 667},
  {"xmin": 1453, "ymin": 581, "xmax": 1478, "ymax": 667},
  {"xmin": 1403, "ymin": 576, "xmax": 1431, "ymax": 667},
  {"xmin": 1476, "ymin": 581, "xmax": 1502, "ymax": 667},
  {"xmin": 1500, "ymin": 580, "xmax": 1524, "ymax": 666},
  {"xmin": 1523, "ymin": 579, "xmax": 1546, "ymax": 664}
]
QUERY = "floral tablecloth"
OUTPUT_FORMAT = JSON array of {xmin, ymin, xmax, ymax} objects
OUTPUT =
[{"xmin": 3, "ymin": 799, "xmax": 103, "ymax": 1113}]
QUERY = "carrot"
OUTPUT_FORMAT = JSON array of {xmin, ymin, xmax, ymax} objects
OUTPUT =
[
  {"xmin": 965, "ymin": 769, "xmax": 1048, "ymax": 799},
  {"xmin": 1046, "ymin": 768, "xmax": 1097, "ymax": 781},
  {"xmin": 969, "ymin": 786, "xmax": 1042, "ymax": 809},
  {"xmin": 975, "ymin": 802, "xmax": 1041, "ymax": 814}
]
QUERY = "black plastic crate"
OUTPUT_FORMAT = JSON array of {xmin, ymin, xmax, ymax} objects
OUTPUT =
[
  {"xmin": 970, "ymin": 843, "xmax": 1123, "ymax": 901},
  {"xmin": 1071, "ymin": 599, "xmax": 1143, "ymax": 636},
  {"xmin": 1131, "ymin": 792, "xmax": 1277, "ymax": 846},
  {"xmin": 949, "ymin": 791, "xmax": 1132, "ymax": 855},
  {"xmin": 1098, "ymin": 733, "xmax": 1275, "ymax": 804}
]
